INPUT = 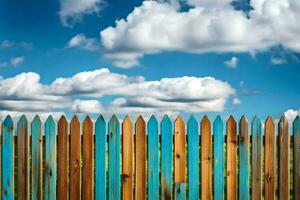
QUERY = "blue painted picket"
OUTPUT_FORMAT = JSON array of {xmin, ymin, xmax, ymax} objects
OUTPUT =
[
  {"xmin": 161, "ymin": 115, "xmax": 173, "ymax": 200},
  {"xmin": 187, "ymin": 116, "xmax": 199, "ymax": 200},
  {"xmin": 239, "ymin": 116, "xmax": 249, "ymax": 200},
  {"xmin": 108, "ymin": 115, "xmax": 120, "ymax": 200},
  {"xmin": 1, "ymin": 115, "xmax": 14, "ymax": 200},
  {"xmin": 213, "ymin": 115, "xmax": 224, "ymax": 200},
  {"xmin": 251, "ymin": 116, "xmax": 262, "ymax": 200},
  {"xmin": 45, "ymin": 116, "xmax": 57, "ymax": 200},
  {"xmin": 95, "ymin": 115, "xmax": 106, "ymax": 200},
  {"xmin": 31, "ymin": 115, "xmax": 42, "ymax": 200},
  {"xmin": 148, "ymin": 115, "xmax": 159, "ymax": 200}
]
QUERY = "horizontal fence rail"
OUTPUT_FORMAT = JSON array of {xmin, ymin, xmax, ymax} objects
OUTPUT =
[{"xmin": 0, "ymin": 114, "xmax": 300, "ymax": 199}]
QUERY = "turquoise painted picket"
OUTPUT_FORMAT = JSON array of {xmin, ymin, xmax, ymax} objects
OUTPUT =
[
  {"xmin": 45, "ymin": 116, "xmax": 57, "ymax": 200},
  {"xmin": 108, "ymin": 115, "xmax": 120, "ymax": 200},
  {"xmin": 213, "ymin": 115, "xmax": 224, "ymax": 200},
  {"xmin": 31, "ymin": 115, "xmax": 42, "ymax": 200},
  {"xmin": 161, "ymin": 115, "xmax": 173, "ymax": 200},
  {"xmin": 1, "ymin": 115, "xmax": 14, "ymax": 200},
  {"xmin": 187, "ymin": 115, "xmax": 199, "ymax": 200},
  {"xmin": 95, "ymin": 115, "xmax": 106, "ymax": 200},
  {"xmin": 147, "ymin": 115, "xmax": 159, "ymax": 200}
]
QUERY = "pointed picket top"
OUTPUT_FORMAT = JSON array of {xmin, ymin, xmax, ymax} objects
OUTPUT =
[
  {"xmin": 83, "ymin": 115, "xmax": 92, "ymax": 125},
  {"xmin": 32, "ymin": 115, "xmax": 41, "ymax": 123},
  {"xmin": 71, "ymin": 115, "xmax": 79, "ymax": 124},
  {"xmin": 148, "ymin": 115, "xmax": 158, "ymax": 126},
  {"xmin": 266, "ymin": 115, "xmax": 274, "ymax": 125},
  {"xmin": 3, "ymin": 115, "xmax": 13, "ymax": 127},
  {"xmin": 251, "ymin": 116, "xmax": 262, "ymax": 135},
  {"xmin": 162, "ymin": 114, "xmax": 172, "ymax": 125},
  {"xmin": 58, "ymin": 115, "xmax": 67, "ymax": 124},
  {"xmin": 123, "ymin": 115, "xmax": 131, "ymax": 123},
  {"xmin": 96, "ymin": 114, "xmax": 106, "ymax": 124},
  {"xmin": 240, "ymin": 115, "xmax": 248, "ymax": 124},
  {"xmin": 214, "ymin": 115, "xmax": 223, "ymax": 127},
  {"xmin": 252, "ymin": 116, "xmax": 261, "ymax": 126},
  {"xmin": 294, "ymin": 116, "xmax": 300, "ymax": 135},
  {"xmin": 46, "ymin": 115, "xmax": 55, "ymax": 125},
  {"xmin": 175, "ymin": 115, "xmax": 184, "ymax": 125},
  {"xmin": 109, "ymin": 114, "xmax": 119, "ymax": 124},
  {"xmin": 136, "ymin": 115, "xmax": 145, "ymax": 126},
  {"xmin": 201, "ymin": 115, "xmax": 209, "ymax": 123},
  {"xmin": 279, "ymin": 115, "xmax": 288, "ymax": 125},
  {"xmin": 188, "ymin": 115, "xmax": 197, "ymax": 126},
  {"xmin": 18, "ymin": 114, "xmax": 27, "ymax": 124},
  {"xmin": 227, "ymin": 115, "xmax": 236, "ymax": 131}
]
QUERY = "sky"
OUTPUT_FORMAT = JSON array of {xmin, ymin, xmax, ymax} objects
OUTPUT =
[{"xmin": 0, "ymin": 0, "xmax": 300, "ymax": 123}]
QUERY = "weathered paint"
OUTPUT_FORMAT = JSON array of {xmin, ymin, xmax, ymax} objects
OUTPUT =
[
  {"xmin": 187, "ymin": 116, "xmax": 199, "ymax": 200},
  {"xmin": 108, "ymin": 115, "xmax": 120, "ymax": 200},
  {"xmin": 148, "ymin": 115, "xmax": 159, "ymax": 200},
  {"xmin": 95, "ymin": 115, "xmax": 106, "ymax": 200},
  {"xmin": 161, "ymin": 115, "xmax": 173, "ymax": 200}
]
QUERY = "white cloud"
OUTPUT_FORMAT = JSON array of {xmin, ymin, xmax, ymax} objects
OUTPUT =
[
  {"xmin": 1, "ymin": 40, "xmax": 14, "ymax": 48},
  {"xmin": 59, "ymin": 0, "xmax": 104, "ymax": 27},
  {"xmin": 0, "ymin": 56, "xmax": 25, "ymax": 67},
  {"xmin": 284, "ymin": 109, "xmax": 300, "ymax": 124},
  {"xmin": 0, "ymin": 40, "xmax": 32, "ymax": 49},
  {"xmin": 100, "ymin": 0, "xmax": 300, "ymax": 68},
  {"xmin": 270, "ymin": 57, "xmax": 286, "ymax": 65},
  {"xmin": 232, "ymin": 97, "xmax": 241, "ymax": 105},
  {"xmin": 0, "ymin": 68, "xmax": 235, "ymax": 115},
  {"xmin": 225, "ymin": 57, "xmax": 239, "ymax": 68},
  {"xmin": 67, "ymin": 33, "xmax": 99, "ymax": 51}
]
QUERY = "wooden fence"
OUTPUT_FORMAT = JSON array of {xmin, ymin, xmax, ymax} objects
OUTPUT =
[{"xmin": 0, "ymin": 114, "xmax": 300, "ymax": 200}]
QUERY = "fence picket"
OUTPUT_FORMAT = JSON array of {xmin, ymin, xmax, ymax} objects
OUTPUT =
[
  {"xmin": 226, "ymin": 116, "xmax": 237, "ymax": 200},
  {"xmin": 187, "ymin": 116, "xmax": 199, "ymax": 200},
  {"xmin": 251, "ymin": 116, "xmax": 262, "ymax": 200},
  {"xmin": 70, "ymin": 116, "xmax": 81, "ymax": 200},
  {"xmin": 279, "ymin": 116, "xmax": 289, "ymax": 199},
  {"xmin": 45, "ymin": 116, "xmax": 57, "ymax": 200},
  {"xmin": 17, "ymin": 115, "xmax": 29, "ymax": 200},
  {"xmin": 213, "ymin": 115, "xmax": 224, "ymax": 200},
  {"xmin": 95, "ymin": 115, "xmax": 106, "ymax": 200},
  {"xmin": 57, "ymin": 116, "xmax": 68, "ymax": 200},
  {"xmin": 135, "ymin": 116, "xmax": 146, "ymax": 199},
  {"xmin": 294, "ymin": 116, "xmax": 300, "ymax": 199},
  {"xmin": 82, "ymin": 116, "xmax": 94, "ymax": 200},
  {"xmin": 148, "ymin": 115, "xmax": 159, "ymax": 200},
  {"xmin": 161, "ymin": 115, "xmax": 173, "ymax": 200},
  {"xmin": 265, "ymin": 116, "xmax": 276, "ymax": 200},
  {"xmin": 108, "ymin": 115, "xmax": 120, "ymax": 200},
  {"xmin": 174, "ymin": 116, "xmax": 186, "ymax": 200},
  {"xmin": 1, "ymin": 115, "xmax": 14, "ymax": 200},
  {"xmin": 239, "ymin": 116, "xmax": 249, "ymax": 200}
]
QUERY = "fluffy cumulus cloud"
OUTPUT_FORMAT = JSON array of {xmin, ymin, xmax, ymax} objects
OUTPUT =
[
  {"xmin": 67, "ymin": 33, "xmax": 99, "ymax": 51},
  {"xmin": 100, "ymin": 0, "xmax": 300, "ymax": 68},
  {"xmin": 225, "ymin": 56, "xmax": 239, "ymax": 68},
  {"xmin": 284, "ymin": 109, "xmax": 300, "ymax": 123},
  {"xmin": 59, "ymin": 0, "xmax": 104, "ymax": 27},
  {"xmin": 0, "ymin": 68, "xmax": 235, "ymax": 117}
]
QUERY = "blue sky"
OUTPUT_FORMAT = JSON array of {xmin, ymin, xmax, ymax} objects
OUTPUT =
[{"xmin": 0, "ymin": 0, "xmax": 299, "ymax": 122}]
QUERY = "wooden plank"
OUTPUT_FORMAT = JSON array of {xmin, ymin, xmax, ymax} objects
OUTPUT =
[
  {"xmin": 201, "ymin": 115, "xmax": 212, "ymax": 200},
  {"xmin": 251, "ymin": 116, "xmax": 262, "ymax": 200},
  {"xmin": 70, "ymin": 116, "xmax": 81, "ymax": 200},
  {"xmin": 161, "ymin": 115, "xmax": 173, "ymax": 200},
  {"xmin": 82, "ymin": 116, "xmax": 94, "ymax": 200},
  {"xmin": 265, "ymin": 116, "xmax": 276, "ymax": 200},
  {"xmin": 0, "ymin": 116, "xmax": 1, "ymax": 198},
  {"xmin": 95, "ymin": 115, "xmax": 106, "ymax": 200},
  {"xmin": 17, "ymin": 115, "xmax": 29, "ymax": 200},
  {"xmin": 122, "ymin": 115, "xmax": 133, "ymax": 200},
  {"xmin": 294, "ymin": 116, "xmax": 300, "ymax": 200},
  {"xmin": 187, "ymin": 116, "xmax": 199, "ymax": 200},
  {"xmin": 1, "ymin": 115, "xmax": 14, "ymax": 200},
  {"xmin": 148, "ymin": 115, "xmax": 159, "ymax": 200},
  {"xmin": 278, "ymin": 115, "xmax": 289, "ymax": 199},
  {"xmin": 108, "ymin": 115, "xmax": 120, "ymax": 200},
  {"xmin": 226, "ymin": 116, "xmax": 237, "ymax": 200},
  {"xmin": 57, "ymin": 116, "xmax": 68, "ymax": 200},
  {"xmin": 239, "ymin": 116, "xmax": 249, "ymax": 200},
  {"xmin": 213, "ymin": 115, "xmax": 224, "ymax": 200},
  {"xmin": 174, "ymin": 116, "xmax": 186, "ymax": 200},
  {"xmin": 31, "ymin": 115, "xmax": 42, "ymax": 200},
  {"xmin": 45, "ymin": 116, "xmax": 57, "ymax": 200},
  {"xmin": 135, "ymin": 115, "xmax": 146, "ymax": 200}
]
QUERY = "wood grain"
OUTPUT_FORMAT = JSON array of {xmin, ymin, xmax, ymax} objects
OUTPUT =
[
  {"xmin": 201, "ymin": 115, "xmax": 212, "ymax": 200},
  {"xmin": 135, "ymin": 116, "xmax": 146, "ymax": 200},
  {"xmin": 70, "ymin": 116, "xmax": 81, "ymax": 200},
  {"xmin": 122, "ymin": 116, "xmax": 133, "ymax": 200},
  {"xmin": 82, "ymin": 116, "xmax": 94, "ymax": 200},
  {"xmin": 278, "ymin": 116, "xmax": 289, "ymax": 200},
  {"xmin": 265, "ymin": 116, "xmax": 276, "ymax": 200},
  {"xmin": 294, "ymin": 116, "xmax": 300, "ymax": 200},
  {"xmin": 226, "ymin": 116, "xmax": 237, "ymax": 200},
  {"xmin": 57, "ymin": 116, "xmax": 68, "ymax": 200}
]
